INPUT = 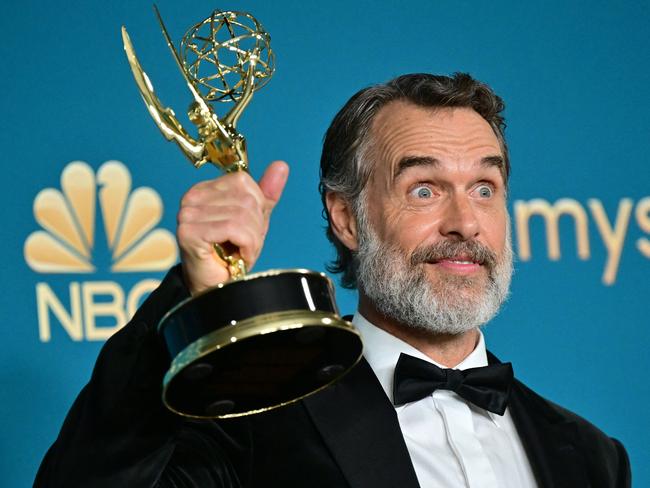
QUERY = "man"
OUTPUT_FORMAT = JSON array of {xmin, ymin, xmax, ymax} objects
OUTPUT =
[{"xmin": 35, "ymin": 73, "xmax": 630, "ymax": 487}]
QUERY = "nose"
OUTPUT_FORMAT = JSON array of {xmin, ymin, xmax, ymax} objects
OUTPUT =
[{"xmin": 438, "ymin": 194, "xmax": 479, "ymax": 240}]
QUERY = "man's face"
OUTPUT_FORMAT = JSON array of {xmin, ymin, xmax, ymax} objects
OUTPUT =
[{"xmin": 356, "ymin": 102, "xmax": 512, "ymax": 334}]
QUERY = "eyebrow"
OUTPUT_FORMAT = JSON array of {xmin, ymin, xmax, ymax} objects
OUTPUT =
[
  {"xmin": 481, "ymin": 155, "xmax": 505, "ymax": 171},
  {"xmin": 393, "ymin": 156, "xmax": 439, "ymax": 180},
  {"xmin": 393, "ymin": 154, "xmax": 505, "ymax": 180}
]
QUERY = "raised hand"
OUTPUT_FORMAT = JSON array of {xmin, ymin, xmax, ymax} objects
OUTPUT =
[{"xmin": 177, "ymin": 160, "xmax": 289, "ymax": 295}]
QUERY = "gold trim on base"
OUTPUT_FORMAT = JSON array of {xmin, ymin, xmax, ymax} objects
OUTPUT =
[{"xmin": 161, "ymin": 309, "xmax": 362, "ymax": 419}]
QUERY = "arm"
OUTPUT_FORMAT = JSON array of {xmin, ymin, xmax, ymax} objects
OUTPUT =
[
  {"xmin": 34, "ymin": 266, "xmax": 250, "ymax": 488},
  {"xmin": 34, "ymin": 265, "xmax": 185, "ymax": 486}
]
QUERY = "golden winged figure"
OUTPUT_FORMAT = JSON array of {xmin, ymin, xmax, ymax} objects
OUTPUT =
[{"xmin": 121, "ymin": 6, "xmax": 274, "ymax": 172}]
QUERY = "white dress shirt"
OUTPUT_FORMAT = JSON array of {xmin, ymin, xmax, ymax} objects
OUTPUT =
[{"xmin": 353, "ymin": 313, "xmax": 538, "ymax": 488}]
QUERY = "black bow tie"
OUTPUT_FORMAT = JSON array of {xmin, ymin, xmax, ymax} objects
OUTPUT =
[{"xmin": 393, "ymin": 353, "xmax": 513, "ymax": 415}]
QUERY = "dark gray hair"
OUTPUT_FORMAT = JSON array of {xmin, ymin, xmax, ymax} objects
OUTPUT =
[{"xmin": 319, "ymin": 72, "xmax": 509, "ymax": 289}]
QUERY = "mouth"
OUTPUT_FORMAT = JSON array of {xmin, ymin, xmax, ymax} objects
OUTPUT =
[
  {"xmin": 430, "ymin": 254, "xmax": 482, "ymax": 265},
  {"xmin": 427, "ymin": 255, "xmax": 484, "ymax": 273}
]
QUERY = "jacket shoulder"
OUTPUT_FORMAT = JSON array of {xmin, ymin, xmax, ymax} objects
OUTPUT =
[{"xmin": 513, "ymin": 379, "xmax": 631, "ymax": 487}]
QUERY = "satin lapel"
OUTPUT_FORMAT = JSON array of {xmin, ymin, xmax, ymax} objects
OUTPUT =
[
  {"xmin": 303, "ymin": 358, "xmax": 420, "ymax": 488},
  {"xmin": 487, "ymin": 352, "xmax": 588, "ymax": 488}
]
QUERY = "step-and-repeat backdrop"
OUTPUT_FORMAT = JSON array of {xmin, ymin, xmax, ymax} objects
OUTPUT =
[{"xmin": 2, "ymin": 1, "xmax": 648, "ymax": 485}]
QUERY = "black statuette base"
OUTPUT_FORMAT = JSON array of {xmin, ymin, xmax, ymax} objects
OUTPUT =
[{"xmin": 158, "ymin": 270, "xmax": 363, "ymax": 419}]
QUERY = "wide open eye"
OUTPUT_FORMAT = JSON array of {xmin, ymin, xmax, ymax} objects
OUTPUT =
[
  {"xmin": 410, "ymin": 185, "xmax": 433, "ymax": 199},
  {"xmin": 476, "ymin": 185, "xmax": 493, "ymax": 198}
]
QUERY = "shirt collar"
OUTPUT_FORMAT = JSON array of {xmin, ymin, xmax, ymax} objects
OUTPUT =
[{"xmin": 352, "ymin": 312, "xmax": 488, "ymax": 403}]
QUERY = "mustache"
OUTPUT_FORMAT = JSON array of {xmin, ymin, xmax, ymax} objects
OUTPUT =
[{"xmin": 410, "ymin": 239, "xmax": 498, "ymax": 270}]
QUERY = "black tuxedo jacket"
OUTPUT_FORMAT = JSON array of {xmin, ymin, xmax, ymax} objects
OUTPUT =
[{"xmin": 35, "ymin": 267, "xmax": 630, "ymax": 488}]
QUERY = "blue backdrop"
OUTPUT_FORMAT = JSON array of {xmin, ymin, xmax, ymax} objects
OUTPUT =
[{"xmin": 1, "ymin": 1, "xmax": 648, "ymax": 486}]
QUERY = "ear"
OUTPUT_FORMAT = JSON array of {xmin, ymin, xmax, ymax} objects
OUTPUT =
[{"xmin": 326, "ymin": 192, "xmax": 359, "ymax": 251}]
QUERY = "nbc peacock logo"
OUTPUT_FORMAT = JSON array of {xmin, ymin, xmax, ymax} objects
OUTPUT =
[{"xmin": 25, "ymin": 160, "xmax": 178, "ymax": 342}]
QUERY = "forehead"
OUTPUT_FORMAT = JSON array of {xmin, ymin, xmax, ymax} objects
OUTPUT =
[{"xmin": 368, "ymin": 101, "xmax": 503, "ymax": 176}]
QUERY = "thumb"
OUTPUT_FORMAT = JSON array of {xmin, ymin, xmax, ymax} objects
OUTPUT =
[{"xmin": 259, "ymin": 160, "xmax": 289, "ymax": 210}]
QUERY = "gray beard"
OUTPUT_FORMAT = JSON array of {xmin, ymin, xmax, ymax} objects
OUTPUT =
[{"xmin": 356, "ymin": 222, "xmax": 513, "ymax": 335}]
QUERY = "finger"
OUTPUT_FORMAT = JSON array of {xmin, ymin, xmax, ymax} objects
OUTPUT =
[
  {"xmin": 259, "ymin": 160, "xmax": 289, "ymax": 210},
  {"xmin": 178, "ymin": 204, "xmax": 265, "ymax": 231},
  {"xmin": 182, "ymin": 172, "xmax": 266, "ymax": 209},
  {"xmin": 202, "ymin": 222, "xmax": 261, "ymax": 266},
  {"xmin": 178, "ymin": 220, "xmax": 262, "ymax": 264}
]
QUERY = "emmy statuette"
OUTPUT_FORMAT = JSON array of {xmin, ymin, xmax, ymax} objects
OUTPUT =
[{"xmin": 121, "ymin": 7, "xmax": 363, "ymax": 419}]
